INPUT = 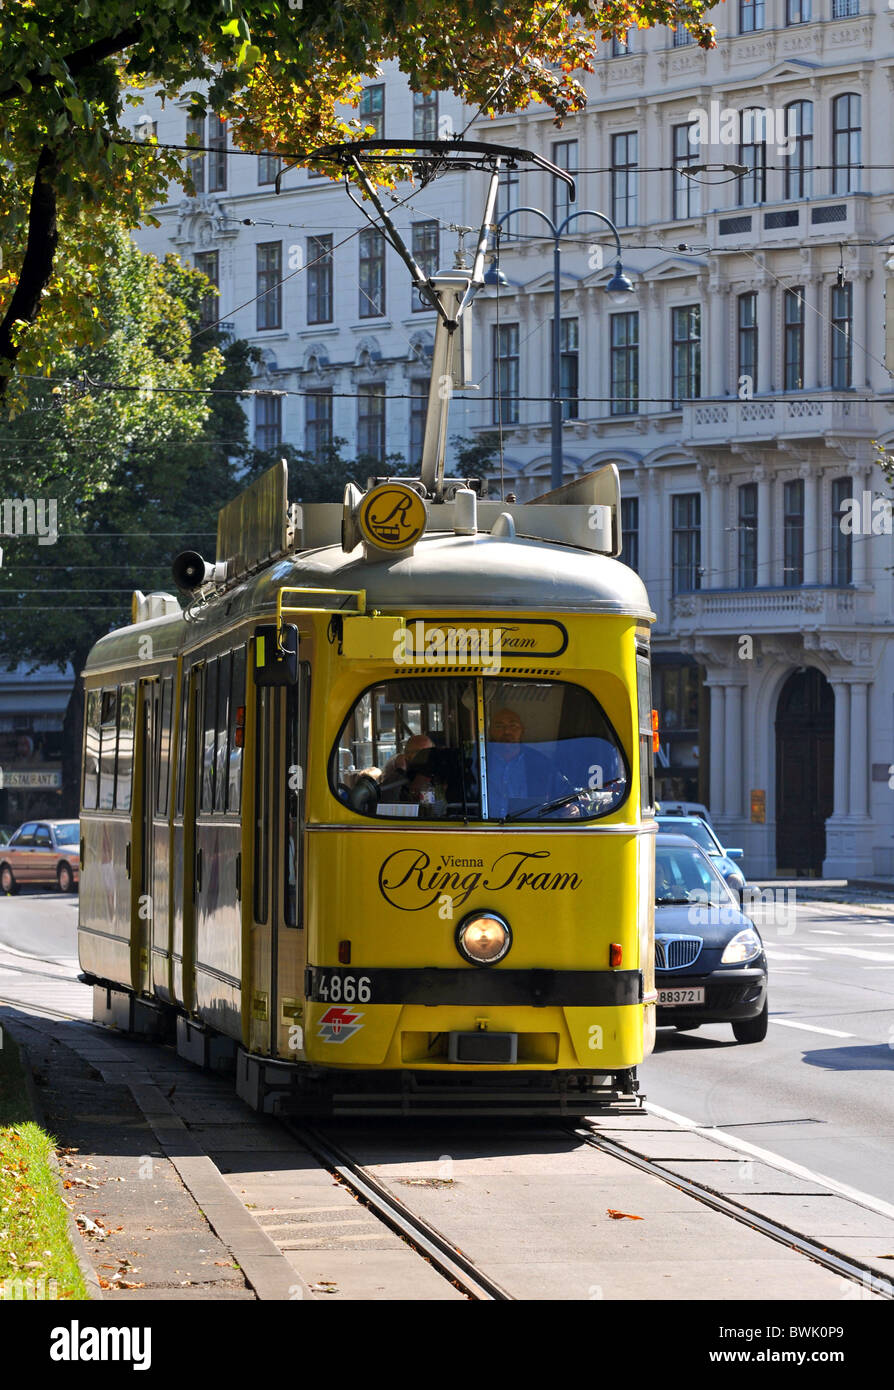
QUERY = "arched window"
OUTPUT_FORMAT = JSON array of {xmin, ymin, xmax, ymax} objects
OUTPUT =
[
  {"xmin": 783, "ymin": 101, "xmax": 813, "ymax": 200},
  {"xmin": 832, "ymin": 94, "xmax": 861, "ymax": 194}
]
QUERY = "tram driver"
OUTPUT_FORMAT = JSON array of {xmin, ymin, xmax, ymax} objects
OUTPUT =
[{"xmin": 486, "ymin": 707, "xmax": 578, "ymax": 819}]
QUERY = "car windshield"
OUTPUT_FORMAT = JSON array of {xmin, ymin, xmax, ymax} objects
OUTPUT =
[
  {"xmin": 655, "ymin": 843, "xmax": 731, "ymax": 904},
  {"xmin": 53, "ymin": 823, "xmax": 79, "ymax": 845},
  {"xmin": 659, "ymin": 818, "xmax": 718, "ymax": 854},
  {"xmin": 331, "ymin": 676, "xmax": 628, "ymax": 822}
]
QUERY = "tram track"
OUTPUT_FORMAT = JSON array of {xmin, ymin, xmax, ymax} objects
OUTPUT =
[
  {"xmin": 572, "ymin": 1121, "xmax": 894, "ymax": 1299},
  {"xmin": 283, "ymin": 1121, "xmax": 514, "ymax": 1301}
]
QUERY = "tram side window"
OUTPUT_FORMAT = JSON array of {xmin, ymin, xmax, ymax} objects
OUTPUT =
[
  {"xmin": 115, "ymin": 684, "xmax": 136, "ymax": 812},
  {"xmin": 83, "ymin": 689, "xmax": 101, "ymax": 810},
  {"xmin": 214, "ymin": 651, "xmax": 231, "ymax": 813},
  {"xmin": 227, "ymin": 647, "xmax": 245, "ymax": 813},
  {"xmin": 636, "ymin": 652, "xmax": 655, "ymax": 814},
  {"xmin": 155, "ymin": 677, "xmax": 174, "ymax": 817},
  {"xmin": 98, "ymin": 689, "xmax": 119, "ymax": 810},
  {"xmin": 201, "ymin": 659, "xmax": 218, "ymax": 814},
  {"xmin": 175, "ymin": 675, "xmax": 189, "ymax": 817}
]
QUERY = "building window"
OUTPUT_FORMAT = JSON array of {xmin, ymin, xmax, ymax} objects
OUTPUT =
[
  {"xmin": 738, "ymin": 109, "xmax": 767, "ymax": 206},
  {"xmin": 305, "ymin": 390, "xmax": 333, "ymax": 460},
  {"xmin": 256, "ymin": 395, "xmax": 282, "ymax": 451},
  {"xmin": 831, "ymin": 282, "xmax": 853, "ymax": 389},
  {"xmin": 258, "ymin": 153, "xmax": 280, "ymax": 185},
  {"xmin": 359, "ymin": 228, "xmax": 385, "ymax": 317},
  {"xmin": 611, "ymin": 30, "xmax": 633, "ymax": 54},
  {"xmin": 611, "ymin": 132, "xmax": 638, "ymax": 229},
  {"xmin": 621, "ymin": 496, "xmax": 639, "ymax": 572},
  {"xmin": 739, "ymin": 0, "xmax": 765, "ymax": 31},
  {"xmin": 493, "ymin": 323, "xmax": 520, "ymax": 424},
  {"xmin": 673, "ymin": 25, "xmax": 694, "ymax": 44},
  {"xmin": 194, "ymin": 250, "xmax": 219, "ymax": 330},
  {"xmin": 551, "ymin": 140, "xmax": 577, "ymax": 226},
  {"xmin": 783, "ymin": 479, "xmax": 804, "ymax": 586},
  {"xmin": 832, "ymin": 0, "xmax": 858, "ymax": 14},
  {"xmin": 186, "ymin": 112, "xmax": 205, "ymax": 193},
  {"xmin": 786, "ymin": 0, "xmax": 811, "ymax": 21},
  {"xmin": 409, "ymin": 379, "xmax": 428, "ymax": 467},
  {"xmin": 256, "ymin": 242, "xmax": 282, "ymax": 331},
  {"xmin": 737, "ymin": 292, "xmax": 758, "ymax": 394},
  {"xmin": 554, "ymin": 317, "xmax": 579, "ymax": 420},
  {"xmin": 610, "ymin": 311, "xmax": 639, "ymax": 415},
  {"xmin": 306, "ymin": 235, "xmax": 333, "ymax": 324},
  {"xmin": 784, "ymin": 287, "xmax": 805, "ymax": 391},
  {"xmin": 737, "ymin": 483, "xmax": 757, "ymax": 589},
  {"xmin": 413, "ymin": 91, "xmax": 438, "ymax": 141},
  {"xmin": 208, "ymin": 116, "xmax": 227, "ymax": 192},
  {"xmin": 411, "ymin": 221, "xmax": 439, "ymax": 310},
  {"xmin": 357, "ymin": 385, "xmax": 386, "ymax": 462},
  {"xmin": 672, "ymin": 124, "xmax": 701, "ymax": 220},
  {"xmin": 831, "ymin": 477, "xmax": 853, "ymax": 586},
  {"xmin": 497, "ymin": 165, "xmax": 520, "ymax": 240},
  {"xmin": 783, "ymin": 101, "xmax": 813, "ymax": 200},
  {"xmin": 672, "ymin": 494, "xmax": 701, "ymax": 594},
  {"xmin": 671, "ymin": 304, "xmax": 701, "ymax": 407},
  {"xmin": 360, "ymin": 85, "xmax": 384, "ymax": 138},
  {"xmin": 832, "ymin": 93, "xmax": 861, "ymax": 194}
]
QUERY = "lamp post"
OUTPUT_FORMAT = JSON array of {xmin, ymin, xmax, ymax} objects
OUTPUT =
[{"xmin": 490, "ymin": 207, "xmax": 634, "ymax": 493}]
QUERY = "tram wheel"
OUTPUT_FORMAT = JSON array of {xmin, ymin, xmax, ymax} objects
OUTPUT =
[
  {"xmin": 0, "ymin": 865, "xmax": 18, "ymax": 895},
  {"xmin": 731, "ymin": 1001, "xmax": 768, "ymax": 1044}
]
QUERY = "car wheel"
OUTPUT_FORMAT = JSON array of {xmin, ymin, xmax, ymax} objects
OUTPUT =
[
  {"xmin": 57, "ymin": 862, "xmax": 74, "ymax": 893},
  {"xmin": 0, "ymin": 864, "xmax": 18, "ymax": 895},
  {"xmin": 732, "ymin": 1001, "xmax": 768, "ymax": 1044}
]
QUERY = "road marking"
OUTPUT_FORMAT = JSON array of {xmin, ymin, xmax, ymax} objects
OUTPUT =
[
  {"xmin": 644, "ymin": 1100, "xmax": 894, "ymax": 1224},
  {"xmin": 770, "ymin": 1018, "xmax": 854, "ymax": 1038},
  {"xmin": 809, "ymin": 929, "xmax": 844, "ymax": 936},
  {"xmin": 763, "ymin": 948, "xmax": 819, "ymax": 961},
  {"xmin": 813, "ymin": 946, "xmax": 894, "ymax": 963}
]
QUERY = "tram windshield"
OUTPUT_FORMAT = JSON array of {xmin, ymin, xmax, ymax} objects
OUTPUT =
[{"xmin": 330, "ymin": 678, "xmax": 628, "ymax": 822}]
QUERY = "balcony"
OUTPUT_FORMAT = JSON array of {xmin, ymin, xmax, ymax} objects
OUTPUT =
[
  {"xmin": 681, "ymin": 396, "xmax": 875, "ymax": 448},
  {"xmin": 671, "ymin": 584, "xmax": 872, "ymax": 634}
]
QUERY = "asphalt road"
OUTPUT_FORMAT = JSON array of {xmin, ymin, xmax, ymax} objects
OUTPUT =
[
  {"xmin": 3, "ymin": 885, "xmax": 894, "ymax": 1207},
  {"xmin": 643, "ymin": 892, "xmax": 894, "ymax": 1205}
]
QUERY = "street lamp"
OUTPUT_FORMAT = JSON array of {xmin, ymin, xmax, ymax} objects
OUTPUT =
[{"xmin": 489, "ymin": 205, "xmax": 635, "ymax": 492}]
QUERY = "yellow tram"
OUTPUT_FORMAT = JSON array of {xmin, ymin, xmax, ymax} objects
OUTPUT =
[
  {"xmin": 78, "ymin": 459, "xmax": 657, "ymax": 1115},
  {"xmin": 78, "ymin": 138, "xmax": 657, "ymax": 1115}
]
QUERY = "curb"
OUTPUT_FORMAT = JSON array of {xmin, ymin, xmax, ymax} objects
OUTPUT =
[{"xmin": 12, "ymin": 1030, "xmax": 103, "ymax": 1302}]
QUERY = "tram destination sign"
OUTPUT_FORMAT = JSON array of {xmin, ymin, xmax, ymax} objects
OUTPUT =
[{"xmin": 395, "ymin": 618, "xmax": 568, "ymax": 664}]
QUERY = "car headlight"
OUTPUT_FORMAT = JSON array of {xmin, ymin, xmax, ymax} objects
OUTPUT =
[
  {"xmin": 455, "ymin": 911, "xmax": 512, "ymax": 966},
  {"xmin": 721, "ymin": 927, "xmax": 762, "ymax": 964}
]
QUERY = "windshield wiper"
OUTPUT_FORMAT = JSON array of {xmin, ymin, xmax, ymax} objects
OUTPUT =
[{"xmin": 503, "ymin": 787, "xmax": 588, "ymax": 823}]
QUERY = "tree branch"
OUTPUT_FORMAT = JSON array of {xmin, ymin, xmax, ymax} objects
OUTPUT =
[
  {"xmin": 0, "ymin": 146, "xmax": 59, "ymax": 398},
  {"xmin": 0, "ymin": 24, "xmax": 144, "ymax": 103}
]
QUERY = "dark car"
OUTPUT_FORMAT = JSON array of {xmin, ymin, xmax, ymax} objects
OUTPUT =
[
  {"xmin": 0, "ymin": 820, "xmax": 80, "ymax": 894},
  {"xmin": 655, "ymin": 832, "xmax": 768, "ymax": 1043},
  {"xmin": 656, "ymin": 814, "xmax": 746, "ymax": 893}
]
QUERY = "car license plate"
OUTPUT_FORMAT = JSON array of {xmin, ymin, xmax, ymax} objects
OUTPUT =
[{"xmin": 658, "ymin": 987, "xmax": 705, "ymax": 1006}]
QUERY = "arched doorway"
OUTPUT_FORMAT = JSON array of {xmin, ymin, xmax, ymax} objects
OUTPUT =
[{"xmin": 775, "ymin": 668, "xmax": 834, "ymax": 876}]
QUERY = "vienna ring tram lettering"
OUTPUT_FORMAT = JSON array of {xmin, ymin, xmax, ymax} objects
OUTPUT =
[{"xmin": 378, "ymin": 847, "xmax": 583, "ymax": 912}]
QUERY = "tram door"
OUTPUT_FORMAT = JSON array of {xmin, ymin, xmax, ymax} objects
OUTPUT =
[
  {"xmin": 136, "ymin": 681, "xmax": 155, "ymax": 997},
  {"xmin": 250, "ymin": 674, "xmax": 307, "ymax": 1058}
]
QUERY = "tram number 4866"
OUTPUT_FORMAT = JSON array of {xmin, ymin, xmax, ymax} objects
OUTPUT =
[{"xmin": 316, "ymin": 973, "xmax": 372, "ymax": 1004}]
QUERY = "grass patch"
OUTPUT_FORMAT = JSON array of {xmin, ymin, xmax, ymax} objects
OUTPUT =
[{"xmin": 0, "ymin": 1029, "xmax": 88, "ymax": 1300}]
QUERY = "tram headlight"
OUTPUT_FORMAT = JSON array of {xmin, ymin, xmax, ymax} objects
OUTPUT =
[{"xmin": 455, "ymin": 911, "xmax": 512, "ymax": 966}]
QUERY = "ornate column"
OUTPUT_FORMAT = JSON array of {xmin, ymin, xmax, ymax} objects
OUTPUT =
[
  {"xmin": 801, "ymin": 459, "xmax": 819, "ymax": 585},
  {"xmin": 849, "ymin": 679, "xmax": 869, "ymax": 819},
  {"xmin": 708, "ymin": 681, "xmax": 726, "ymax": 817},
  {"xmin": 708, "ymin": 281, "xmax": 729, "ymax": 399},
  {"xmin": 851, "ymin": 461, "xmax": 869, "ymax": 586},
  {"xmin": 831, "ymin": 678, "xmax": 850, "ymax": 819},
  {"xmin": 853, "ymin": 269, "xmax": 869, "ymax": 391},
  {"xmin": 757, "ymin": 280, "xmax": 774, "ymax": 394},
  {"xmin": 724, "ymin": 682, "xmax": 744, "ymax": 820},
  {"xmin": 755, "ymin": 465, "xmax": 772, "ymax": 587},
  {"xmin": 707, "ymin": 464, "xmax": 727, "ymax": 589}
]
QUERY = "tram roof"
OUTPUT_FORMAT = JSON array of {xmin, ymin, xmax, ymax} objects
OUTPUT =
[{"xmin": 83, "ymin": 531, "xmax": 653, "ymax": 675}]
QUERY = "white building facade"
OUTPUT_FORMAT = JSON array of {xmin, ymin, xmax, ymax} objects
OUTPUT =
[{"xmin": 132, "ymin": 3, "xmax": 894, "ymax": 878}]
